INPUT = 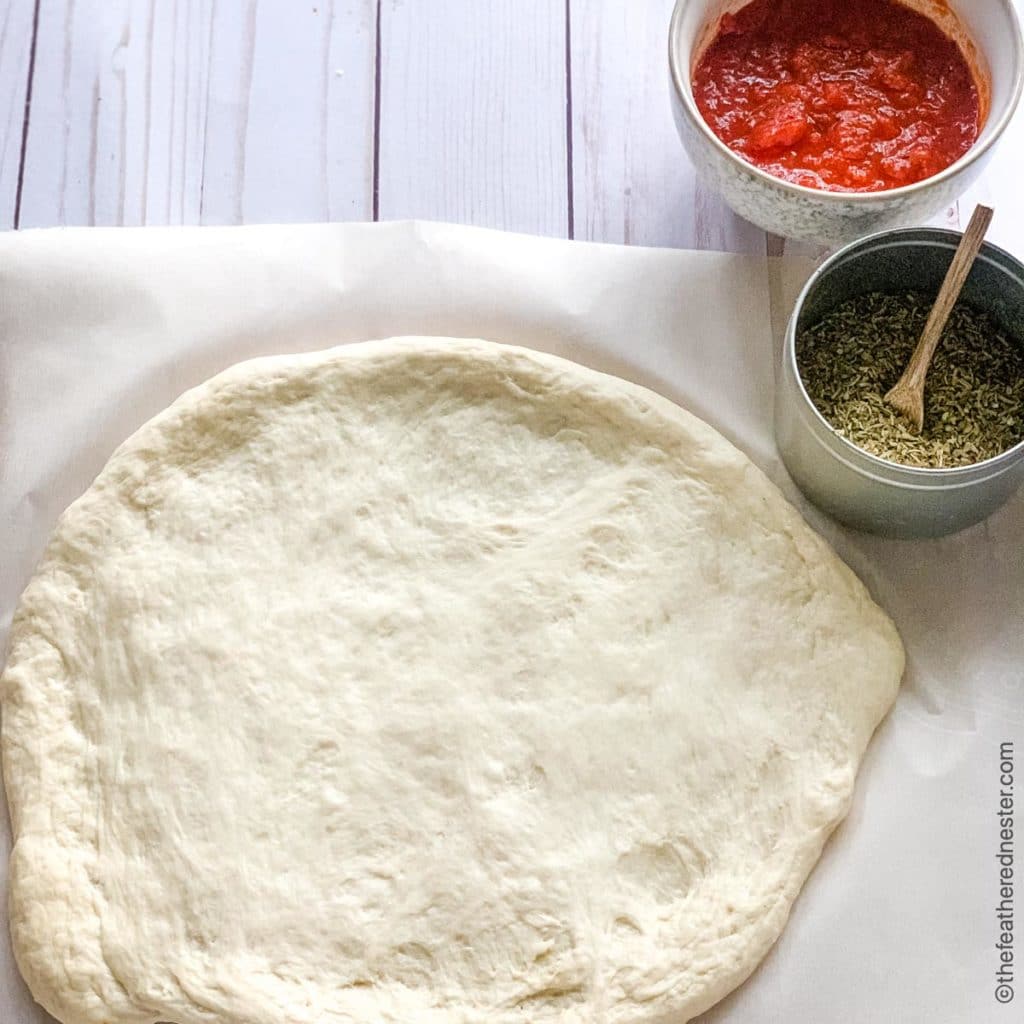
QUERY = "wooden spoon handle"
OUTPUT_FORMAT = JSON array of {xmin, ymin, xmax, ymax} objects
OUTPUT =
[
  {"xmin": 901, "ymin": 205, "xmax": 993, "ymax": 394},
  {"xmin": 884, "ymin": 205, "xmax": 993, "ymax": 431}
]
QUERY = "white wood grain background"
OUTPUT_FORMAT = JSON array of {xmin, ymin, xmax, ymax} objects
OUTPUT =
[{"xmin": 15, "ymin": 0, "xmax": 1021, "ymax": 253}]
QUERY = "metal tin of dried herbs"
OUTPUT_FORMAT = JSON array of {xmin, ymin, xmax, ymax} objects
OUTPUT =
[
  {"xmin": 776, "ymin": 227, "xmax": 1024, "ymax": 538},
  {"xmin": 797, "ymin": 291, "xmax": 1024, "ymax": 468}
]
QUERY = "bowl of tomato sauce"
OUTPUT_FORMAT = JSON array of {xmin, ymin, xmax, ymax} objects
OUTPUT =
[{"xmin": 669, "ymin": 0, "xmax": 1024, "ymax": 244}]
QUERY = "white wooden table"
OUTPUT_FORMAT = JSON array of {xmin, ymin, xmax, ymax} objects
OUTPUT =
[{"xmin": 3, "ymin": 0, "xmax": 1023, "ymax": 254}]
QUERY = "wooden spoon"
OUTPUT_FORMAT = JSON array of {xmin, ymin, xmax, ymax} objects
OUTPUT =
[{"xmin": 884, "ymin": 204, "xmax": 994, "ymax": 432}]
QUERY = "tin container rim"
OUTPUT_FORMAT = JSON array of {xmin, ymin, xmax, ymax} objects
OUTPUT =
[{"xmin": 785, "ymin": 226, "xmax": 1024, "ymax": 482}]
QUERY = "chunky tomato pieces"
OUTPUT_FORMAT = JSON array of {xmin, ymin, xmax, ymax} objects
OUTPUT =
[{"xmin": 692, "ymin": 0, "xmax": 980, "ymax": 192}]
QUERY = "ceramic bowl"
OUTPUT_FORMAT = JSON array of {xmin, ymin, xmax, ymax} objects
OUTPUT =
[
  {"xmin": 668, "ymin": 0, "xmax": 1024, "ymax": 245},
  {"xmin": 776, "ymin": 228, "xmax": 1024, "ymax": 538}
]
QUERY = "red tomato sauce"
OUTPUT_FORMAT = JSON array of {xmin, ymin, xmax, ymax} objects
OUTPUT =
[{"xmin": 692, "ymin": 0, "xmax": 981, "ymax": 192}]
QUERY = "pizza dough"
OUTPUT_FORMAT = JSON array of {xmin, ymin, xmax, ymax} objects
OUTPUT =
[{"xmin": 2, "ymin": 338, "xmax": 903, "ymax": 1024}]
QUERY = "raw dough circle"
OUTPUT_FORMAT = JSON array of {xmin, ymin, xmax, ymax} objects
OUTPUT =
[{"xmin": 2, "ymin": 338, "xmax": 903, "ymax": 1024}]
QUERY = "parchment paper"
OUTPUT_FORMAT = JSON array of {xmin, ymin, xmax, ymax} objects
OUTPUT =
[{"xmin": 1, "ymin": 222, "xmax": 1021, "ymax": 1023}]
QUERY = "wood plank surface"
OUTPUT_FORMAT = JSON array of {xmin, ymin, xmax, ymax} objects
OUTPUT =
[
  {"xmin": 200, "ymin": 0, "xmax": 375, "ymax": 224},
  {"xmin": 0, "ymin": 0, "xmax": 1023, "ymax": 250},
  {"xmin": 569, "ymin": 0, "xmax": 764, "ymax": 253},
  {"xmin": 19, "ymin": 0, "xmax": 175, "ymax": 227},
  {"xmin": 15, "ymin": 0, "xmax": 375, "ymax": 227},
  {"xmin": 0, "ymin": 0, "xmax": 37, "ymax": 228},
  {"xmin": 375, "ymin": 0, "xmax": 569, "ymax": 237}
]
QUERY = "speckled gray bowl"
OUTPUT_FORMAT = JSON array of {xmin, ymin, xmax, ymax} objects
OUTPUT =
[
  {"xmin": 669, "ymin": 0, "xmax": 1024, "ymax": 245},
  {"xmin": 776, "ymin": 228, "xmax": 1024, "ymax": 538}
]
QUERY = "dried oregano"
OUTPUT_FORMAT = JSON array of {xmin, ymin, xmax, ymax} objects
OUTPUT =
[{"xmin": 797, "ymin": 291, "xmax": 1024, "ymax": 468}]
